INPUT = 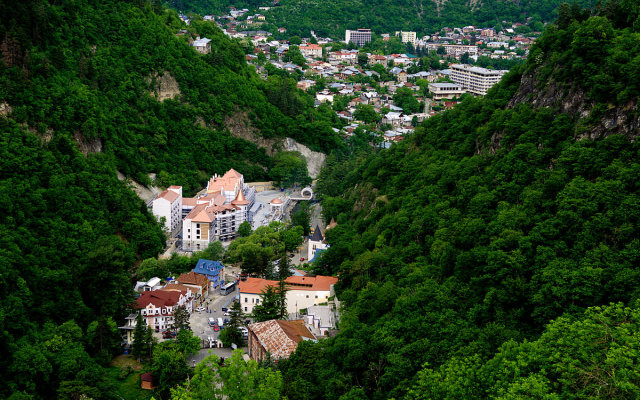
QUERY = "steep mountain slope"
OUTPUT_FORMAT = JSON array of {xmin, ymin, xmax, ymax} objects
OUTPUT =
[
  {"xmin": 0, "ymin": 0, "xmax": 333, "ymax": 397},
  {"xmin": 174, "ymin": 0, "xmax": 595, "ymax": 37},
  {"xmin": 276, "ymin": 2, "xmax": 640, "ymax": 399}
]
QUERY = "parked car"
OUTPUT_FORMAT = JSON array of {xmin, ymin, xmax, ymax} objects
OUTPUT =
[
  {"xmin": 223, "ymin": 312, "xmax": 231, "ymax": 316},
  {"xmin": 300, "ymin": 257, "xmax": 305, "ymax": 262},
  {"xmin": 224, "ymin": 318, "xmax": 229, "ymax": 324},
  {"xmin": 162, "ymin": 331, "xmax": 177, "ymax": 339},
  {"xmin": 213, "ymin": 325, "xmax": 220, "ymax": 332},
  {"xmin": 221, "ymin": 307, "xmax": 228, "ymax": 312},
  {"xmin": 195, "ymin": 306, "xmax": 205, "ymax": 312}
]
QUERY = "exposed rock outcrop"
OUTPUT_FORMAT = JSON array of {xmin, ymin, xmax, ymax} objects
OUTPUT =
[
  {"xmin": 225, "ymin": 110, "xmax": 326, "ymax": 178},
  {"xmin": 116, "ymin": 171, "xmax": 162, "ymax": 204},
  {"xmin": 147, "ymin": 71, "xmax": 181, "ymax": 102},
  {"xmin": 505, "ymin": 70, "xmax": 640, "ymax": 142},
  {"xmin": 73, "ymin": 132, "xmax": 103, "ymax": 155},
  {"xmin": 284, "ymin": 137, "xmax": 326, "ymax": 178}
]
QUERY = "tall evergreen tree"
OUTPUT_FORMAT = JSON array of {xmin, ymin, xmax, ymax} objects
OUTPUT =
[{"xmin": 132, "ymin": 313, "xmax": 148, "ymax": 360}]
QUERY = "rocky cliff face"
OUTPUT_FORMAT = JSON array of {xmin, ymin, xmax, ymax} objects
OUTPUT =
[
  {"xmin": 225, "ymin": 110, "xmax": 326, "ymax": 178},
  {"xmin": 507, "ymin": 70, "xmax": 640, "ymax": 141},
  {"xmin": 284, "ymin": 137, "xmax": 326, "ymax": 178}
]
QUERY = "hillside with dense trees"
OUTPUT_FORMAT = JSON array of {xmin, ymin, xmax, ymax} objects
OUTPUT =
[
  {"xmin": 274, "ymin": 1, "xmax": 640, "ymax": 399},
  {"xmin": 172, "ymin": 0, "xmax": 596, "ymax": 38},
  {"xmin": 0, "ymin": 0, "xmax": 336, "ymax": 397}
]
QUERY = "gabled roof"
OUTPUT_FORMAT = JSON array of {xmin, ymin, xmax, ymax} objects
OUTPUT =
[
  {"xmin": 177, "ymin": 271, "xmax": 209, "ymax": 288},
  {"xmin": 309, "ymin": 225, "xmax": 324, "ymax": 242},
  {"xmin": 248, "ymin": 319, "xmax": 316, "ymax": 359},
  {"xmin": 156, "ymin": 189, "xmax": 179, "ymax": 203},
  {"xmin": 136, "ymin": 289, "xmax": 186, "ymax": 308}
]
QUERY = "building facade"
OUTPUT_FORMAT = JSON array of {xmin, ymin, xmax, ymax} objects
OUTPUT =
[
  {"xmin": 239, "ymin": 275, "xmax": 338, "ymax": 315},
  {"xmin": 428, "ymin": 82, "xmax": 466, "ymax": 100},
  {"xmin": 450, "ymin": 64, "xmax": 507, "ymax": 95},
  {"xmin": 299, "ymin": 44, "xmax": 322, "ymax": 58},
  {"xmin": 152, "ymin": 186, "xmax": 182, "ymax": 234},
  {"xmin": 135, "ymin": 288, "xmax": 193, "ymax": 332},
  {"xmin": 395, "ymin": 31, "xmax": 417, "ymax": 46},
  {"xmin": 345, "ymin": 29, "xmax": 372, "ymax": 46},
  {"xmin": 181, "ymin": 169, "xmax": 252, "ymax": 250}
]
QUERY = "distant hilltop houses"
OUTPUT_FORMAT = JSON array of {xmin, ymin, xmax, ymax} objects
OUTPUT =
[
  {"xmin": 206, "ymin": 5, "xmax": 535, "ymax": 147},
  {"xmin": 151, "ymin": 169, "xmax": 256, "ymax": 250}
]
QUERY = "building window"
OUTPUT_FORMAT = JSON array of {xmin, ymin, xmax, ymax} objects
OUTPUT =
[
  {"xmin": 245, "ymin": 307, "xmax": 248, "ymax": 312},
  {"xmin": 306, "ymin": 295, "xmax": 309, "ymax": 298},
  {"xmin": 256, "ymin": 299, "xmax": 260, "ymax": 304},
  {"xmin": 245, "ymin": 297, "xmax": 248, "ymax": 303},
  {"xmin": 188, "ymin": 229, "xmax": 190, "ymax": 232}
]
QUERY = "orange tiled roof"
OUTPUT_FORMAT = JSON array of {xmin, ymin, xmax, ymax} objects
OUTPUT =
[{"xmin": 157, "ymin": 189, "xmax": 179, "ymax": 203}]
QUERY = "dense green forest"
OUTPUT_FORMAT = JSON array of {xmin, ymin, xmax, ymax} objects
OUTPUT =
[
  {"xmin": 172, "ymin": 0, "xmax": 596, "ymax": 38},
  {"xmin": 0, "ymin": 0, "xmax": 337, "ymax": 397},
  {"xmin": 272, "ymin": 1, "xmax": 640, "ymax": 399}
]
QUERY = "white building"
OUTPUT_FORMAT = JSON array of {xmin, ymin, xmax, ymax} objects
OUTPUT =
[
  {"xmin": 192, "ymin": 37, "xmax": 212, "ymax": 54},
  {"xmin": 299, "ymin": 44, "xmax": 322, "ymax": 58},
  {"xmin": 135, "ymin": 287, "xmax": 193, "ymax": 332},
  {"xmin": 181, "ymin": 169, "xmax": 252, "ymax": 250},
  {"xmin": 152, "ymin": 186, "xmax": 182, "ymax": 234},
  {"xmin": 450, "ymin": 64, "xmax": 507, "ymax": 95},
  {"xmin": 239, "ymin": 275, "xmax": 338, "ymax": 315},
  {"xmin": 308, "ymin": 224, "xmax": 328, "ymax": 261},
  {"xmin": 428, "ymin": 82, "xmax": 465, "ymax": 100},
  {"xmin": 345, "ymin": 29, "xmax": 372, "ymax": 46},
  {"xmin": 395, "ymin": 31, "xmax": 417, "ymax": 46}
]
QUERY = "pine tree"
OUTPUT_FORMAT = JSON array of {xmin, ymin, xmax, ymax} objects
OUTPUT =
[
  {"xmin": 132, "ymin": 313, "xmax": 147, "ymax": 360},
  {"xmin": 171, "ymin": 305, "xmax": 190, "ymax": 332},
  {"xmin": 277, "ymin": 253, "xmax": 290, "ymax": 320}
]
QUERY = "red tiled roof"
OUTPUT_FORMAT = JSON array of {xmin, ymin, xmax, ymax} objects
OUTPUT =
[
  {"xmin": 248, "ymin": 319, "xmax": 315, "ymax": 359},
  {"xmin": 177, "ymin": 271, "xmax": 209, "ymax": 288},
  {"xmin": 136, "ymin": 289, "xmax": 186, "ymax": 308}
]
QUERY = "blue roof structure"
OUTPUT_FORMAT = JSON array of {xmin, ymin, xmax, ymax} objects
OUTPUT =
[{"xmin": 194, "ymin": 259, "xmax": 223, "ymax": 275}]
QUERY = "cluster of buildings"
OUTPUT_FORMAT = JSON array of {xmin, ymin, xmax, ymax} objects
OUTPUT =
[
  {"xmin": 119, "ymin": 259, "xmax": 225, "ymax": 346},
  {"xmin": 151, "ymin": 169, "xmax": 257, "ymax": 250}
]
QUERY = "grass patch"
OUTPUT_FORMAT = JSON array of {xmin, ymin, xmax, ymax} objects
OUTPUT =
[{"xmin": 105, "ymin": 357, "xmax": 154, "ymax": 400}]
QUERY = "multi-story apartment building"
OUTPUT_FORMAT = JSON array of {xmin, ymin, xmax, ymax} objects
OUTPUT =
[
  {"xmin": 152, "ymin": 186, "xmax": 182, "ymax": 234},
  {"xmin": 299, "ymin": 44, "xmax": 322, "ymax": 58},
  {"xmin": 395, "ymin": 31, "xmax": 417, "ymax": 46},
  {"xmin": 428, "ymin": 82, "xmax": 466, "ymax": 100},
  {"xmin": 345, "ymin": 29, "xmax": 372, "ymax": 46},
  {"xmin": 450, "ymin": 64, "xmax": 507, "ymax": 95}
]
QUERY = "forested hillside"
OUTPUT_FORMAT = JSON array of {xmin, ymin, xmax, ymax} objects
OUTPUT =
[
  {"xmin": 172, "ymin": 0, "xmax": 595, "ymax": 37},
  {"xmin": 0, "ymin": 0, "xmax": 333, "ymax": 397},
  {"xmin": 275, "ymin": 2, "xmax": 640, "ymax": 399}
]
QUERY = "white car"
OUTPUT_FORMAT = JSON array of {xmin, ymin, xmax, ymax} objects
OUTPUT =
[
  {"xmin": 195, "ymin": 306, "xmax": 205, "ymax": 312},
  {"xmin": 224, "ymin": 312, "xmax": 231, "ymax": 316}
]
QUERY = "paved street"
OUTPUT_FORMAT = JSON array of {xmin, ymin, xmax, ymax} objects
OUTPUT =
[{"xmin": 189, "ymin": 288, "xmax": 239, "ymax": 345}]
